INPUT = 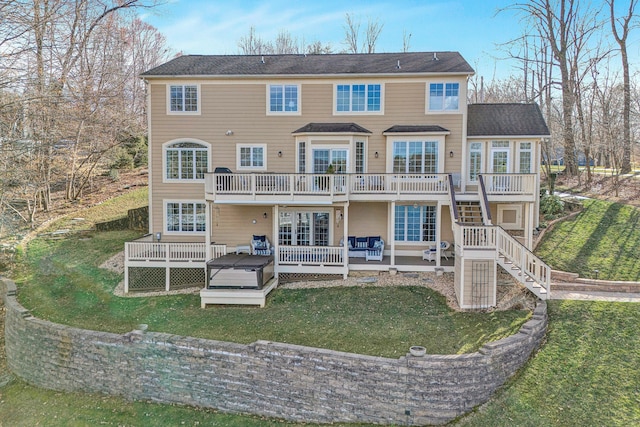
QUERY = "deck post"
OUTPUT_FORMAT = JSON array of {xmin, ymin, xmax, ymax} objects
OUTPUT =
[
  {"xmin": 124, "ymin": 243, "xmax": 129, "ymax": 293},
  {"xmin": 343, "ymin": 202, "xmax": 349, "ymax": 279}
]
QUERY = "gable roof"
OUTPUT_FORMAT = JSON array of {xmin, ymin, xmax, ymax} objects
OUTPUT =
[
  {"xmin": 141, "ymin": 52, "xmax": 474, "ymax": 77},
  {"xmin": 292, "ymin": 123, "xmax": 371, "ymax": 134},
  {"xmin": 467, "ymin": 103, "xmax": 550, "ymax": 137},
  {"xmin": 384, "ymin": 125, "xmax": 450, "ymax": 134}
]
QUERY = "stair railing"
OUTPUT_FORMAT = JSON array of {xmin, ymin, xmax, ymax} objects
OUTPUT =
[
  {"xmin": 496, "ymin": 226, "xmax": 551, "ymax": 298},
  {"xmin": 477, "ymin": 175, "xmax": 492, "ymax": 225},
  {"xmin": 447, "ymin": 174, "xmax": 460, "ymax": 223}
]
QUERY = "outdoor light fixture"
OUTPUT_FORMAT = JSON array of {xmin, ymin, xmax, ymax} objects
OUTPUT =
[
  {"xmin": 335, "ymin": 210, "xmax": 343, "ymax": 225},
  {"xmin": 225, "ymin": 130, "xmax": 234, "ymax": 136},
  {"xmin": 155, "ymin": 232, "xmax": 161, "ymax": 242},
  {"xmin": 252, "ymin": 219, "xmax": 257, "ymax": 224},
  {"xmin": 449, "ymin": 151, "xmax": 454, "ymax": 158},
  {"xmin": 375, "ymin": 151, "xmax": 379, "ymax": 158},
  {"xmin": 278, "ymin": 151, "xmax": 282, "ymax": 157},
  {"xmin": 263, "ymin": 212, "xmax": 268, "ymax": 219}
]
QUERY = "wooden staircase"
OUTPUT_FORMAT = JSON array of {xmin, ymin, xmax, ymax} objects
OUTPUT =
[
  {"xmin": 448, "ymin": 177, "xmax": 551, "ymax": 300},
  {"xmin": 456, "ymin": 201, "xmax": 484, "ymax": 225}
]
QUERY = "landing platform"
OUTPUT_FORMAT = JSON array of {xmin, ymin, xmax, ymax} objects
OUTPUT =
[{"xmin": 200, "ymin": 277, "xmax": 278, "ymax": 308}]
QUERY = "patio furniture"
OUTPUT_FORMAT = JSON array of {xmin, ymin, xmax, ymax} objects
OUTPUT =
[
  {"xmin": 341, "ymin": 236, "xmax": 384, "ymax": 260},
  {"xmin": 422, "ymin": 241, "xmax": 451, "ymax": 261},
  {"xmin": 235, "ymin": 245, "xmax": 251, "ymax": 254},
  {"xmin": 251, "ymin": 235, "xmax": 273, "ymax": 256}
]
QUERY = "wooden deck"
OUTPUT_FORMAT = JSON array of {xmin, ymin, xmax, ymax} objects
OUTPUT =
[{"xmin": 200, "ymin": 277, "xmax": 278, "ymax": 308}]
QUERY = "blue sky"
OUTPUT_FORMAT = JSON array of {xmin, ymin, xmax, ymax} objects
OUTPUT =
[{"xmin": 139, "ymin": 0, "xmax": 534, "ymax": 79}]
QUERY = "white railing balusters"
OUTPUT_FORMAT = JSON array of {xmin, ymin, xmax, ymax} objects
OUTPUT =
[{"xmin": 278, "ymin": 245, "xmax": 344, "ymax": 265}]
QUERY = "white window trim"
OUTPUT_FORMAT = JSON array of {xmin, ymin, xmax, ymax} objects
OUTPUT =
[
  {"xmin": 164, "ymin": 200, "xmax": 207, "ymax": 236},
  {"xmin": 162, "ymin": 138, "xmax": 211, "ymax": 184},
  {"xmin": 517, "ymin": 141, "xmax": 534, "ymax": 174},
  {"xmin": 236, "ymin": 144, "xmax": 267, "ymax": 171},
  {"xmin": 385, "ymin": 136, "xmax": 446, "ymax": 174},
  {"xmin": 333, "ymin": 83, "xmax": 384, "ymax": 115},
  {"xmin": 278, "ymin": 208, "xmax": 334, "ymax": 246},
  {"xmin": 393, "ymin": 204, "xmax": 437, "ymax": 245},
  {"xmin": 468, "ymin": 141, "xmax": 484, "ymax": 183},
  {"xmin": 266, "ymin": 83, "xmax": 301, "ymax": 116},
  {"xmin": 311, "ymin": 146, "xmax": 350, "ymax": 173},
  {"xmin": 166, "ymin": 83, "xmax": 201, "ymax": 115},
  {"xmin": 490, "ymin": 140, "xmax": 512, "ymax": 173},
  {"xmin": 425, "ymin": 81, "xmax": 461, "ymax": 114}
]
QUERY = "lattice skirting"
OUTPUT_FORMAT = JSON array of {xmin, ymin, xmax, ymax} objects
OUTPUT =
[
  {"xmin": 127, "ymin": 267, "xmax": 205, "ymax": 292},
  {"xmin": 278, "ymin": 272, "xmax": 344, "ymax": 284}
]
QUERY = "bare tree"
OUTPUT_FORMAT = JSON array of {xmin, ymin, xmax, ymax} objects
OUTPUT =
[
  {"xmin": 402, "ymin": 29, "xmax": 411, "ymax": 53},
  {"xmin": 343, "ymin": 13, "xmax": 360, "ymax": 53},
  {"xmin": 506, "ymin": 0, "xmax": 601, "ymax": 176},
  {"xmin": 364, "ymin": 18, "xmax": 383, "ymax": 53},
  {"xmin": 607, "ymin": 0, "xmax": 638, "ymax": 174}
]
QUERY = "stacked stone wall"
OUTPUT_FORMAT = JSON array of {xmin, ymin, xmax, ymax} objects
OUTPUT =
[{"xmin": 1, "ymin": 278, "xmax": 547, "ymax": 426}]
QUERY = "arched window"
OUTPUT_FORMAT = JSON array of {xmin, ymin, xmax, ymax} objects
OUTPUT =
[{"xmin": 164, "ymin": 141, "xmax": 209, "ymax": 181}]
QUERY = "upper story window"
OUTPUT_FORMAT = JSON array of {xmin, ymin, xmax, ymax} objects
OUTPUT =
[
  {"xmin": 519, "ymin": 142, "xmax": 532, "ymax": 173},
  {"xmin": 428, "ymin": 83, "xmax": 459, "ymax": 111},
  {"xmin": 268, "ymin": 84, "xmax": 299, "ymax": 114},
  {"xmin": 168, "ymin": 84, "xmax": 199, "ymax": 114},
  {"xmin": 164, "ymin": 141, "xmax": 208, "ymax": 181},
  {"xmin": 392, "ymin": 140, "xmax": 439, "ymax": 174},
  {"xmin": 237, "ymin": 144, "xmax": 266, "ymax": 170},
  {"xmin": 336, "ymin": 84, "xmax": 382, "ymax": 113}
]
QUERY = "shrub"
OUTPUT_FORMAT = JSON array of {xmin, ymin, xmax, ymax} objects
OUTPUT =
[{"xmin": 540, "ymin": 193, "xmax": 564, "ymax": 219}]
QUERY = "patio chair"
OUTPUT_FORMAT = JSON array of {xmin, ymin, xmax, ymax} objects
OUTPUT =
[
  {"xmin": 422, "ymin": 240, "xmax": 451, "ymax": 261},
  {"xmin": 251, "ymin": 235, "xmax": 273, "ymax": 256}
]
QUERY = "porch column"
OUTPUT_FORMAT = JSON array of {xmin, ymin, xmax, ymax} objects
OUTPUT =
[
  {"xmin": 526, "ymin": 202, "xmax": 534, "ymax": 250},
  {"xmin": 205, "ymin": 201, "xmax": 212, "ymax": 260},
  {"xmin": 390, "ymin": 201, "xmax": 396, "ymax": 266},
  {"xmin": 436, "ymin": 201, "xmax": 442, "ymax": 266},
  {"xmin": 343, "ymin": 202, "xmax": 349, "ymax": 279},
  {"xmin": 273, "ymin": 205, "xmax": 279, "ymax": 278}
]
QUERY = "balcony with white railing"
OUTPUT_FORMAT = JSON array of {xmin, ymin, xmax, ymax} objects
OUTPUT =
[
  {"xmin": 480, "ymin": 174, "xmax": 537, "ymax": 201},
  {"xmin": 125, "ymin": 242, "xmax": 227, "ymax": 265},
  {"xmin": 205, "ymin": 172, "xmax": 450, "ymax": 204}
]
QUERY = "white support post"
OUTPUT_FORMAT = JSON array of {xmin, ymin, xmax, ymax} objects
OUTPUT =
[
  {"xmin": 124, "ymin": 243, "xmax": 129, "ymax": 293},
  {"xmin": 390, "ymin": 201, "xmax": 396, "ymax": 266},
  {"xmin": 165, "ymin": 243, "xmax": 171, "ymax": 291},
  {"xmin": 343, "ymin": 202, "xmax": 349, "ymax": 279},
  {"xmin": 274, "ymin": 204, "xmax": 279, "ymax": 278},
  {"xmin": 436, "ymin": 201, "xmax": 442, "ymax": 266},
  {"xmin": 204, "ymin": 201, "xmax": 212, "ymax": 287}
]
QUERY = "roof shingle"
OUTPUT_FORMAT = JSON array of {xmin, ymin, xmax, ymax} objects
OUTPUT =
[
  {"xmin": 467, "ymin": 103, "xmax": 550, "ymax": 137},
  {"xmin": 141, "ymin": 52, "xmax": 474, "ymax": 77},
  {"xmin": 292, "ymin": 123, "xmax": 371, "ymax": 134}
]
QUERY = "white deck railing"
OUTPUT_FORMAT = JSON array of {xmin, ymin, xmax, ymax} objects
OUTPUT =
[
  {"xmin": 125, "ymin": 242, "xmax": 227, "ymax": 263},
  {"xmin": 481, "ymin": 173, "xmax": 536, "ymax": 195},
  {"xmin": 454, "ymin": 224, "xmax": 497, "ymax": 250},
  {"xmin": 206, "ymin": 172, "xmax": 450, "ymax": 199},
  {"xmin": 278, "ymin": 245, "xmax": 345, "ymax": 265}
]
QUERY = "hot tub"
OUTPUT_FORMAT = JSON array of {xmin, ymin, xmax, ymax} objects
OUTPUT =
[{"xmin": 206, "ymin": 254, "xmax": 274, "ymax": 290}]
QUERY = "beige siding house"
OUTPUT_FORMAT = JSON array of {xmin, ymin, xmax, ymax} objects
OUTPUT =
[{"xmin": 127, "ymin": 52, "xmax": 551, "ymax": 309}]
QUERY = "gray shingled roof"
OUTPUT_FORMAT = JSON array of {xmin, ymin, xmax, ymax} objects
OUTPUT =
[
  {"xmin": 384, "ymin": 125, "xmax": 450, "ymax": 133},
  {"xmin": 141, "ymin": 52, "xmax": 474, "ymax": 77},
  {"xmin": 467, "ymin": 103, "xmax": 550, "ymax": 137},
  {"xmin": 292, "ymin": 123, "xmax": 372, "ymax": 134}
]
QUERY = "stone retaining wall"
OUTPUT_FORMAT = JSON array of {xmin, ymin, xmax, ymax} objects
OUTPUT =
[
  {"xmin": 95, "ymin": 206, "xmax": 148, "ymax": 232},
  {"xmin": 1, "ymin": 278, "xmax": 547, "ymax": 426}
]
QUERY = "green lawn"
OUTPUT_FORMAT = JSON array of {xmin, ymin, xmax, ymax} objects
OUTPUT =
[
  {"xmin": 14, "ymin": 231, "xmax": 528, "ymax": 358},
  {"xmin": 535, "ymin": 199, "xmax": 640, "ymax": 281},
  {"xmin": 457, "ymin": 300, "xmax": 640, "ymax": 426}
]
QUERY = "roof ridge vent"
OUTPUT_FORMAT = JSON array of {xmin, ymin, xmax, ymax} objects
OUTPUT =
[{"xmin": 433, "ymin": 52, "xmax": 439, "ymax": 61}]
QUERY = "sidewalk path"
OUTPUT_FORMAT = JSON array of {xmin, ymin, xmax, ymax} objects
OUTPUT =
[{"xmin": 551, "ymin": 289, "xmax": 640, "ymax": 302}]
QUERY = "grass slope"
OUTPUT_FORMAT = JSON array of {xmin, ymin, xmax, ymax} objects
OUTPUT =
[
  {"xmin": 15, "ymin": 231, "xmax": 528, "ymax": 358},
  {"xmin": 536, "ymin": 199, "xmax": 640, "ymax": 281},
  {"xmin": 457, "ymin": 300, "xmax": 640, "ymax": 426}
]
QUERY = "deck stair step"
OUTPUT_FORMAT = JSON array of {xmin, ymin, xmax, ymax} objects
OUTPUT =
[{"xmin": 455, "ymin": 201, "xmax": 484, "ymax": 225}]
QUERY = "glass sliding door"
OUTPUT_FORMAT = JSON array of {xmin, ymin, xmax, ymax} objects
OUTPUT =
[{"xmin": 279, "ymin": 210, "xmax": 331, "ymax": 246}]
